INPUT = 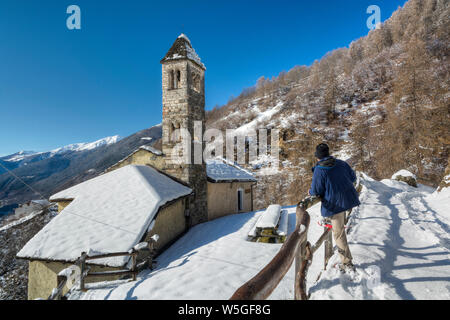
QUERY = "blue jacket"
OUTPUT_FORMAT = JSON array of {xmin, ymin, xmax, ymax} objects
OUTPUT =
[{"xmin": 309, "ymin": 156, "xmax": 360, "ymax": 217}]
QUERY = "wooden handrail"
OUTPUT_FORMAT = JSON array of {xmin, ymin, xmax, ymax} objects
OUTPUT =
[
  {"xmin": 48, "ymin": 255, "xmax": 85, "ymax": 300},
  {"xmin": 230, "ymin": 202, "xmax": 311, "ymax": 300},
  {"xmin": 48, "ymin": 275, "xmax": 68, "ymax": 300},
  {"xmin": 48, "ymin": 240, "xmax": 156, "ymax": 299},
  {"xmin": 84, "ymin": 251, "xmax": 135, "ymax": 260}
]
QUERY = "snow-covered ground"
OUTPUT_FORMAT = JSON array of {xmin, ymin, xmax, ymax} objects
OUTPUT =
[{"xmin": 68, "ymin": 173, "xmax": 450, "ymax": 300}]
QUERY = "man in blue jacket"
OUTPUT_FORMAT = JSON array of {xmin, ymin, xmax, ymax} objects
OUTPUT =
[{"xmin": 309, "ymin": 143, "xmax": 360, "ymax": 272}]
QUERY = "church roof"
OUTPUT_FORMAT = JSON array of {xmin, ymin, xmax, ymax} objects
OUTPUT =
[
  {"xmin": 161, "ymin": 34, "xmax": 205, "ymax": 69},
  {"xmin": 206, "ymin": 158, "xmax": 257, "ymax": 183},
  {"xmin": 17, "ymin": 165, "xmax": 192, "ymax": 267}
]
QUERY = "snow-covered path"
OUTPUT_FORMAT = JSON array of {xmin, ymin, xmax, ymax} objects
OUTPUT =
[
  {"xmin": 68, "ymin": 174, "xmax": 450, "ymax": 300},
  {"xmin": 310, "ymin": 175, "xmax": 450, "ymax": 300}
]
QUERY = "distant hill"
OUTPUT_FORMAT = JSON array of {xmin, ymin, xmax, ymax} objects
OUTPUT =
[{"xmin": 0, "ymin": 125, "xmax": 162, "ymax": 216}]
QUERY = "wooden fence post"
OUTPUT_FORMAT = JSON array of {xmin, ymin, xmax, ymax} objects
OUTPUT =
[
  {"xmin": 294, "ymin": 240, "xmax": 303, "ymax": 300},
  {"xmin": 54, "ymin": 275, "xmax": 65, "ymax": 300},
  {"xmin": 79, "ymin": 252, "xmax": 87, "ymax": 292},
  {"xmin": 131, "ymin": 250, "xmax": 137, "ymax": 281},
  {"xmin": 294, "ymin": 240, "xmax": 312, "ymax": 300},
  {"xmin": 295, "ymin": 241, "xmax": 311, "ymax": 300}
]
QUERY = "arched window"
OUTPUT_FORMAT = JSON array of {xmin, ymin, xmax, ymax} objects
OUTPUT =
[{"xmin": 169, "ymin": 70, "xmax": 175, "ymax": 89}]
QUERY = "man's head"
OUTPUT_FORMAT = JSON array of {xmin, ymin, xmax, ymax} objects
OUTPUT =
[{"xmin": 315, "ymin": 143, "xmax": 330, "ymax": 160}]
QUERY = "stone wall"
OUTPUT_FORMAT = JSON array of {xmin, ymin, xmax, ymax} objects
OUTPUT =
[
  {"xmin": 105, "ymin": 149, "xmax": 166, "ymax": 173},
  {"xmin": 145, "ymin": 198, "xmax": 187, "ymax": 253},
  {"xmin": 57, "ymin": 200, "xmax": 73, "ymax": 213},
  {"xmin": 27, "ymin": 260, "xmax": 120, "ymax": 300}
]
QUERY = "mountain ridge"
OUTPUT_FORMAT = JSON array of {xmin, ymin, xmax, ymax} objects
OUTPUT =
[{"xmin": 0, "ymin": 125, "xmax": 162, "ymax": 217}]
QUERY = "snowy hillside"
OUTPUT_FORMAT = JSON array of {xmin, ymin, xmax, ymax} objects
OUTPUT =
[
  {"xmin": 67, "ymin": 173, "xmax": 450, "ymax": 300},
  {"xmin": 205, "ymin": 0, "xmax": 449, "ymax": 210}
]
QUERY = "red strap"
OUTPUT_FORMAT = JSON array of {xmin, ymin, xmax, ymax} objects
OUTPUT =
[
  {"xmin": 317, "ymin": 221, "xmax": 348, "ymax": 229},
  {"xmin": 317, "ymin": 221, "xmax": 333, "ymax": 229}
]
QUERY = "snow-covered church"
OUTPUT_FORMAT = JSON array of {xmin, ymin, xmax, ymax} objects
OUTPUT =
[{"xmin": 17, "ymin": 34, "xmax": 257, "ymax": 300}]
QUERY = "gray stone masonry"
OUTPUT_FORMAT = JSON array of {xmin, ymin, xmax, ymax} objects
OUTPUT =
[{"xmin": 161, "ymin": 41, "xmax": 208, "ymax": 227}]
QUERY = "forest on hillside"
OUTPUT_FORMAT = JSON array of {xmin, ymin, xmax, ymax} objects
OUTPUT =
[{"xmin": 206, "ymin": 0, "xmax": 449, "ymax": 209}]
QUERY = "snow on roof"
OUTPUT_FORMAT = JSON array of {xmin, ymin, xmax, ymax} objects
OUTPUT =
[
  {"xmin": 256, "ymin": 204, "xmax": 281, "ymax": 229},
  {"xmin": 17, "ymin": 165, "xmax": 192, "ymax": 267},
  {"xmin": 392, "ymin": 170, "xmax": 417, "ymax": 180},
  {"xmin": 178, "ymin": 33, "xmax": 191, "ymax": 44},
  {"xmin": 161, "ymin": 34, "xmax": 205, "ymax": 69},
  {"xmin": 205, "ymin": 158, "xmax": 256, "ymax": 182}
]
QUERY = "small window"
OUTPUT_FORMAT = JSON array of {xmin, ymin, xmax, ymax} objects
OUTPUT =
[
  {"xmin": 171, "ymin": 122, "xmax": 181, "ymax": 142},
  {"xmin": 169, "ymin": 70, "xmax": 175, "ymax": 89},
  {"xmin": 192, "ymin": 73, "xmax": 201, "ymax": 93},
  {"xmin": 175, "ymin": 70, "xmax": 181, "ymax": 89},
  {"xmin": 237, "ymin": 189, "xmax": 244, "ymax": 212}
]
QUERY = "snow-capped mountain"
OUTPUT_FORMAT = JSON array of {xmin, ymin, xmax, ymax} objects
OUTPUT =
[
  {"xmin": 0, "ymin": 151, "xmax": 39, "ymax": 163},
  {"xmin": 0, "ymin": 126, "xmax": 162, "ymax": 216},
  {"xmin": 1, "ymin": 135, "xmax": 121, "ymax": 165},
  {"xmin": 47, "ymin": 135, "xmax": 121, "ymax": 156}
]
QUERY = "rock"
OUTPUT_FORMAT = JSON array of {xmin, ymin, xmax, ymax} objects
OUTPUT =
[{"xmin": 392, "ymin": 170, "xmax": 417, "ymax": 188}]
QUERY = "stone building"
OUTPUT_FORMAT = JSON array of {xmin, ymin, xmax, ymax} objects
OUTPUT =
[
  {"xmin": 17, "ymin": 165, "xmax": 193, "ymax": 300},
  {"xmin": 106, "ymin": 146, "xmax": 257, "ymax": 220}
]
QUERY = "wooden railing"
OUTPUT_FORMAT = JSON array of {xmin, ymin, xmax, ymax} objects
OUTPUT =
[
  {"xmin": 230, "ymin": 196, "xmax": 316, "ymax": 300},
  {"xmin": 48, "ymin": 239, "xmax": 158, "ymax": 300},
  {"xmin": 230, "ymin": 175, "xmax": 362, "ymax": 300}
]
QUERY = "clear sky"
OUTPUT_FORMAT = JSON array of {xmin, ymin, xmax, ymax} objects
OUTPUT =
[{"xmin": 0, "ymin": 0, "xmax": 407, "ymax": 156}]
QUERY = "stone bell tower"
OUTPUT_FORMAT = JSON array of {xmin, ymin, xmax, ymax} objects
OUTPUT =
[{"xmin": 160, "ymin": 34, "xmax": 208, "ymax": 226}]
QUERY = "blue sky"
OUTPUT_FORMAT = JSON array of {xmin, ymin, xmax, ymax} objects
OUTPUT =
[{"xmin": 0, "ymin": 0, "xmax": 407, "ymax": 156}]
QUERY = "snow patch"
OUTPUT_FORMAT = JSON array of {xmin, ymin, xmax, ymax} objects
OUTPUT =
[{"xmin": 392, "ymin": 170, "xmax": 417, "ymax": 180}]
